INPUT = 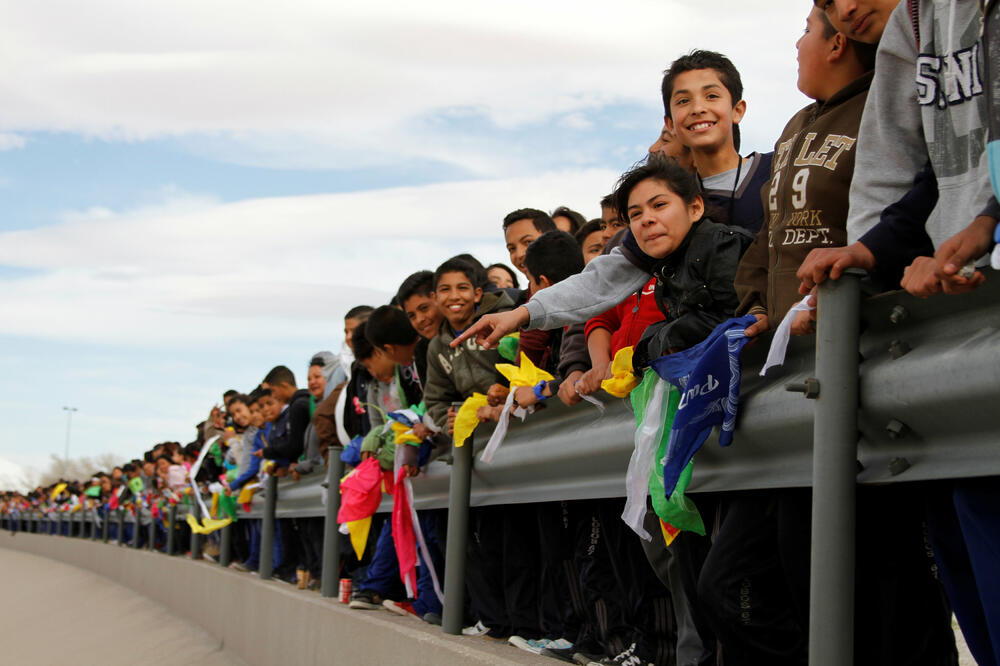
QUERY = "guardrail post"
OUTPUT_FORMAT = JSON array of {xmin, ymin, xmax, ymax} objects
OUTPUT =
[
  {"xmin": 321, "ymin": 452, "xmax": 344, "ymax": 598},
  {"xmin": 132, "ymin": 509, "xmax": 142, "ymax": 549},
  {"xmin": 116, "ymin": 509, "xmax": 125, "ymax": 545},
  {"xmin": 259, "ymin": 475, "xmax": 277, "ymax": 580},
  {"xmin": 58, "ymin": 512, "xmax": 64, "ymax": 537},
  {"xmin": 101, "ymin": 508, "xmax": 110, "ymax": 542},
  {"xmin": 220, "ymin": 521, "xmax": 233, "ymax": 568},
  {"xmin": 166, "ymin": 505, "xmax": 177, "ymax": 556},
  {"xmin": 91, "ymin": 510, "xmax": 98, "ymax": 541},
  {"xmin": 190, "ymin": 499, "xmax": 203, "ymax": 561},
  {"xmin": 809, "ymin": 270, "xmax": 862, "ymax": 666},
  {"xmin": 148, "ymin": 512, "xmax": 156, "ymax": 551},
  {"xmin": 442, "ymin": 434, "xmax": 473, "ymax": 635}
]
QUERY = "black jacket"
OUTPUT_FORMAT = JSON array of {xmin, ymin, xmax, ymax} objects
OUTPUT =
[{"xmin": 262, "ymin": 388, "xmax": 312, "ymax": 462}]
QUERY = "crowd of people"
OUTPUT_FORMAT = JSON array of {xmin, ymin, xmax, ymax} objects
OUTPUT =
[{"xmin": 4, "ymin": 1, "xmax": 1000, "ymax": 664}]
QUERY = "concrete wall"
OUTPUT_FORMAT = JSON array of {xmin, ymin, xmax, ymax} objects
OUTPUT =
[{"xmin": 0, "ymin": 532, "xmax": 544, "ymax": 666}]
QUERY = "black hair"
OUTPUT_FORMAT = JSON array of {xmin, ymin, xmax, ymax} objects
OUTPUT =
[
  {"xmin": 612, "ymin": 154, "xmax": 703, "ymax": 223},
  {"xmin": 143, "ymin": 451, "xmax": 155, "ymax": 463},
  {"xmin": 599, "ymin": 194, "xmax": 615, "ymax": 210},
  {"xmin": 222, "ymin": 389, "xmax": 238, "ymax": 401},
  {"xmin": 661, "ymin": 50, "xmax": 743, "ymax": 118},
  {"xmin": 524, "ymin": 231, "xmax": 585, "ymax": 285},
  {"xmin": 344, "ymin": 305, "xmax": 374, "ymax": 321},
  {"xmin": 574, "ymin": 219, "xmax": 604, "ymax": 246},
  {"xmin": 155, "ymin": 454, "xmax": 172, "ymax": 464},
  {"xmin": 366, "ymin": 305, "xmax": 419, "ymax": 348},
  {"xmin": 309, "ymin": 355, "xmax": 327, "ymax": 368},
  {"xmin": 228, "ymin": 393, "xmax": 250, "ymax": 408},
  {"xmin": 263, "ymin": 365, "xmax": 296, "ymax": 387},
  {"xmin": 122, "ymin": 462, "xmax": 136, "ymax": 473},
  {"xmin": 502, "ymin": 208, "xmax": 557, "ymax": 233},
  {"xmin": 351, "ymin": 321, "xmax": 376, "ymax": 361},
  {"xmin": 433, "ymin": 257, "xmax": 484, "ymax": 291},
  {"xmin": 396, "ymin": 270, "xmax": 434, "ymax": 306},
  {"xmin": 550, "ymin": 206, "xmax": 587, "ymax": 234},
  {"xmin": 485, "ymin": 263, "xmax": 519, "ymax": 289}
]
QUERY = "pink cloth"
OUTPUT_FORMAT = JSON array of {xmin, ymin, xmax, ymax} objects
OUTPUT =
[
  {"xmin": 391, "ymin": 468, "xmax": 418, "ymax": 596},
  {"xmin": 337, "ymin": 458, "xmax": 393, "ymax": 524}
]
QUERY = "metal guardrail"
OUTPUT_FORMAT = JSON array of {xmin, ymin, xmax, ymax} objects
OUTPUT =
[{"xmin": 3, "ymin": 272, "xmax": 998, "ymax": 666}]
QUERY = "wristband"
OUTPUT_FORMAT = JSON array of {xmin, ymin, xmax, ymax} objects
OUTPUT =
[{"xmin": 533, "ymin": 380, "xmax": 549, "ymax": 401}]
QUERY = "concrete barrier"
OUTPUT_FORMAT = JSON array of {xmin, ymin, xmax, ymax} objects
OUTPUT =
[{"xmin": 0, "ymin": 532, "xmax": 545, "ymax": 666}]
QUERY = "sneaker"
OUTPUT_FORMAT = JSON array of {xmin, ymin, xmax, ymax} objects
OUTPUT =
[
  {"xmin": 202, "ymin": 552, "xmax": 217, "ymax": 563},
  {"xmin": 462, "ymin": 620, "xmax": 489, "ymax": 637},
  {"xmin": 348, "ymin": 589, "xmax": 384, "ymax": 610},
  {"xmin": 589, "ymin": 641, "xmax": 655, "ymax": 666},
  {"xmin": 229, "ymin": 561, "xmax": 250, "ymax": 572},
  {"xmin": 382, "ymin": 599, "xmax": 418, "ymax": 618},
  {"xmin": 508, "ymin": 635, "xmax": 543, "ymax": 654},
  {"xmin": 540, "ymin": 645, "xmax": 577, "ymax": 663},
  {"xmin": 422, "ymin": 612, "xmax": 442, "ymax": 626}
]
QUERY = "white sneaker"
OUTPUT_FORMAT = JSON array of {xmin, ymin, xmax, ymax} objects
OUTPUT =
[
  {"xmin": 462, "ymin": 620, "xmax": 489, "ymax": 636},
  {"xmin": 508, "ymin": 635, "xmax": 543, "ymax": 654}
]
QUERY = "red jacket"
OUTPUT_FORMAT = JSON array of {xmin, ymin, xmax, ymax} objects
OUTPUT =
[{"xmin": 584, "ymin": 277, "xmax": 664, "ymax": 355}]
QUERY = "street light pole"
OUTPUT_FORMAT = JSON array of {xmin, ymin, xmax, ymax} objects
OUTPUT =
[{"xmin": 62, "ymin": 406, "xmax": 78, "ymax": 466}]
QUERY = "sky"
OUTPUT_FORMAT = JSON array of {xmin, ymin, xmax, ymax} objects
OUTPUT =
[{"xmin": 0, "ymin": 0, "xmax": 812, "ymax": 482}]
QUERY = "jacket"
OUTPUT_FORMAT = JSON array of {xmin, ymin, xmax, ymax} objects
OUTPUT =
[
  {"xmin": 360, "ymin": 362, "xmax": 424, "ymax": 470},
  {"xmin": 701, "ymin": 151, "xmax": 775, "ymax": 234},
  {"xmin": 261, "ymin": 388, "xmax": 311, "ymax": 462},
  {"xmin": 585, "ymin": 277, "xmax": 665, "ymax": 355},
  {"xmin": 736, "ymin": 72, "xmax": 873, "ymax": 324},
  {"xmin": 424, "ymin": 290, "xmax": 515, "ymax": 428},
  {"xmin": 634, "ymin": 218, "xmax": 754, "ymax": 366}
]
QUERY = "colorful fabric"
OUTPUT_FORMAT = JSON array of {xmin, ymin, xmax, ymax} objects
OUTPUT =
[
  {"xmin": 391, "ymin": 467, "xmax": 418, "ymax": 597},
  {"xmin": 453, "ymin": 393, "xmax": 489, "ymax": 447},
  {"xmin": 338, "ymin": 457, "xmax": 394, "ymax": 559},
  {"xmin": 602, "ymin": 345, "xmax": 641, "ymax": 397}
]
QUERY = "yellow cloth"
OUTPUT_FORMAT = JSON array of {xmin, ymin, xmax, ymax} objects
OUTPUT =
[
  {"xmin": 50, "ymin": 483, "xmax": 67, "ymax": 500},
  {"xmin": 347, "ymin": 517, "xmax": 372, "ymax": 560},
  {"xmin": 495, "ymin": 352, "xmax": 555, "ymax": 388},
  {"xmin": 237, "ymin": 485, "xmax": 256, "ymax": 505},
  {"xmin": 391, "ymin": 421, "xmax": 422, "ymax": 446},
  {"xmin": 210, "ymin": 492, "xmax": 219, "ymax": 519},
  {"xmin": 453, "ymin": 393, "xmax": 489, "ymax": 447},
  {"xmin": 601, "ymin": 346, "xmax": 641, "ymax": 397},
  {"xmin": 185, "ymin": 513, "xmax": 233, "ymax": 535}
]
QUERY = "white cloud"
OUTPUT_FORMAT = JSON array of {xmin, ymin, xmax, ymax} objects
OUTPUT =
[
  {"xmin": 0, "ymin": 1, "xmax": 810, "ymax": 170},
  {"xmin": 0, "ymin": 133, "xmax": 26, "ymax": 150},
  {"xmin": 0, "ymin": 169, "xmax": 617, "ymax": 346}
]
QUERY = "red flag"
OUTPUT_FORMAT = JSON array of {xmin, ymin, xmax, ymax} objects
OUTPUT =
[{"xmin": 391, "ymin": 468, "xmax": 418, "ymax": 597}]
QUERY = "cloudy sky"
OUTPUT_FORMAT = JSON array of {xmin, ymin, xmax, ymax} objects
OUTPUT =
[{"xmin": 0, "ymin": 1, "xmax": 812, "ymax": 480}]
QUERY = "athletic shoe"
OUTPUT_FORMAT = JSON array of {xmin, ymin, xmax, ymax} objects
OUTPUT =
[
  {"xmin": 229, "ymin": 561, "xmax": 251, "ymax": 572},
  {"xmin": 462, "ymin": 620, "xmax": 489, "ymax": 636},
  {"xmin": 539, "ymin": 645, "xmax": 578, "ymax": 663},
  {"xmin": 348, "ymin": 589, "xmax": 384, "ymax": 610},
  {"xmin": 382, "ymin": 599, "xmax": 419, "ymax": 618},
  {"xmin": 588, "ymin": 641, "xmax": 655, "ymax": 666},
  {"xmin": 508, "ymin": 635, "xmax": 543, "ymax": 654},
  {"xmin": 422, "ymin": 612, "xmax": 442, "ymax": 626}
]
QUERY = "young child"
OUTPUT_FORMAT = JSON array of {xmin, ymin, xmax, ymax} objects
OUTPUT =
[
  {"xmin": 258, "ymin": 365, "xmax": 311, "ymax": 466},
  {"xmin": 503, "ymin": 208, "xmax": 557, "ymax": 280}
]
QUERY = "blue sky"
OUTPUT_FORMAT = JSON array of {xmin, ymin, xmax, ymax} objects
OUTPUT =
[{"xmin": 0, "ymin": 0, "xmax": 811, "ymax": 484}]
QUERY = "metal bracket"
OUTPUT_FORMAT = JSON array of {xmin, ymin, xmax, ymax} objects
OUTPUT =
[{"xmin": 785, "ymin": 377, "xmax": 821, "ymax": 399}]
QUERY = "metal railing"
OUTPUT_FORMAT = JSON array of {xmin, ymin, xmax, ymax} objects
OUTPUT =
[{"xmin": 3, "ymin": 272, "xmax": 999, "ymax": 666}]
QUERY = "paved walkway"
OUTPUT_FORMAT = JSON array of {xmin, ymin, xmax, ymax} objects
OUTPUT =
[{"xmin": 0, "ymin": 547, "xmax": 246, "ymax": 666}]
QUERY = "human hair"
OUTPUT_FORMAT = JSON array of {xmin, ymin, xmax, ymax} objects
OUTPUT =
[
  {"xmin": 661, "ymin": 50, "xmax": 744, "ymax": 119},
  {"xmin": 222, "ymin": 389, "xmax": 238, "ymax": 401},
  {"xmin": 450, "ymin": 254, "xmax": 489, "ymax": 287},
  {"xmin": 396, "ymin": 270, "xmax": 434, "ymax": 305},
  {"xmin": 366, "ymin": 305, "xmax": 418, "ymax": 348},
  {"xmin": 502, "ymin": 208, "xmax": 557, "ymax": 233},
  {"xmin": 486, "ymin": 263, "xmax": 519, "ymax": 289},
  {"xmin": 433, "ymin": 257, "xmax": 484, "ymax": 291},
  {"xmin": 122, "ymin": 462, "xmax": 136, "ymax": 474},
  {"xmin": 344, "ymin": 305, "xmax": 374, "ymax": 321},
  {"xmin": 524, "ymin": 231, "xmax": 585, "ymax": 285},
  {"xmin": 263, "ymin": 365, "xmax": 296, "ymax": 387},
  {"xmin": 550, "ymin": 206, "xmax": 587, "ymax": 233},
  {"xmin": 574, "ymin": 219, "xmax": 603, "ymax": 245},
  {"xmin": 816, "ymin": 7, "xmax": 838, "ymax": 38},
  {"xmin": 351, "ymin": 321, "xmax": 376, "ymax": 361},
  {"xmin": 228, "ymin": 393, "xmax": 250, "ymax": 409},
  {"xmin": 612, "ymin": 155, "xmax": 702, "ymax": 222},
  {"xmin": 155, "ymin": 453, "xmax": 172, "ymax": 465},
  {"xmin": 599, "ymin": 193, "xmax": 615, "ymax": 210}
]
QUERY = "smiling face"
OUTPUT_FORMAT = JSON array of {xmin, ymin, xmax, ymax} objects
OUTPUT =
[
  {"xmin": 818, "ymin": 0, "xmax": 897, "ymax": 43},
  {"xmin": 307, "ymin": 365, "xmax": 326, "ymax": 399},
  {"xmin": 627, "ymin": 178, "xmax": 704, "ymax": 259},
  {"xmin": 666, "ymin": 68, "xmax": 745, "ymax": 155},
  {"xmin": 504, "ymin": 218, "xmax": 543, "ymax": 275},
  {"xmin": 434, "ymin": 270, "xmax": 483, "ymax": 331},
  {"xmin": 229, "ymin": 400, "xmax": 251, "ymax": 428},
  {"xmin": 402, "ymin": 292, "xmax": 443, "ymax": 340},
  {"xmin": 258, "ymin": 395, "xmax": 282, "ymax": 423}
]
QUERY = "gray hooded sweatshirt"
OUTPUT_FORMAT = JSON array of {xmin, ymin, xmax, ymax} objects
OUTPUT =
[{"xmin": 847, "ymin": 0, "xmax": 994, "ymax": 249}]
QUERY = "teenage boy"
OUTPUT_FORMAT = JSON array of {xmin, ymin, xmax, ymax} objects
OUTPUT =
[
  {"xmin": 258, "ymin": 366, "xmax": 311, "ymax": 466},
  {"xmin": 662, "ymin": 50, "xmax": 773, "ymax": 234},
  {"xmin": 503, "ymin": 208, "xmax": 557, "ymax": 279}
]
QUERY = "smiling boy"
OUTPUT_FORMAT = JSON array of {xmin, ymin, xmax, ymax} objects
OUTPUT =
[{"xmin": 503, "ymin": 208, "xmax": 557, "ymax": 279}]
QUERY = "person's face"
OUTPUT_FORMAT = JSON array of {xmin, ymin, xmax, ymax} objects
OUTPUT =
[
  {"xmin": 344, "ymin": 317, "xmax": 363, "ymax": 351},
  {"xmin": 402, "ymin": 292, "xmax": 443, "ymax": 340},
  {"xmin": 580, "ymin": 230, "xmax": 604, "ymax": 265},
  {"xmin": 434, "ymin": 271, "xmax": 483, "ymax": 331},
  {"xmin": 817, "ymin": 0, "xmax": 897, "ymax": 44},
  {"xmin": 155, "ymin": 459, "xmax": 169, "ymax": 477},
  {"xmin": 262, "ymin": 381, "xmax": 294, "ymax": 404},
  {"xmin": 259, "ymin": 395, "xmax": 282, "ymax": 423},
  {"xmin": 486, "ymin": 267, "xmax": 514, "ymax": 290},
  {"xmin": 100, "ymin": 477, "xmax": 112, "ymax": 493},
  {"xmin": 142, "ymin": 461, "xmax": 155, "ymax": 477},
  {"xmin": 248, "ymin": 402, "xmax": 264, "ymax": 428},
  {"xmin": 599, "ymin": 213, "xmax": 627, "ymax": 245},
  {"xmin": 797, "ymin": 8, "xmax": 834, "ymax": 99},
  {"xmin": 552, "ymin": 215, "xmax": 574, "ymax": 233},
  {"xmin": 111, "ymin": 468, "xmax": 123, "ymax": 481},
  {"xmin": 307, "ymin": 365, "xmax": 326, "ymax": 400},
  {"xmin": 360, "ymin": 348, "xmax": 396, "ymax": 384},
  {"xmin": 649, "ymin": 124, "xmax": 694, "ymax": 171},
  {"xmin": 666, "ymin": 68, "xmax": 745, "ymax": 154},
  {"xmin": 229, "ymin": 400, "xmax": 251, "ymax": 428},
  {"xmin": 627, "ymin": 178, "xmax": 703, "ymax": 259},
  {"xmin": 504, "ymin": 218, "xmax": 543, "ymax": 275}
]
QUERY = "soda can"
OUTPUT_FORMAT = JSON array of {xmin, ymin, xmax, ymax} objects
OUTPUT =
[{"xmin": 339, "ymin": 578, "xmax": 353, "ymax": 604}]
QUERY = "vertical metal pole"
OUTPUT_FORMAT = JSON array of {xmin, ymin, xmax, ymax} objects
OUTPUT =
[
  {"xmin": 809, "ymin": 271, "xmax": 861, "ymax": 666},
  {"xmin": 442, "ymin": 435, "xmax": 474, "ymax": 635},
  {"xmin": 58, "ymin": 512, "xmax": 64, "ymax": 537},
  {"xmin": 132, "ymin": 510, "xmax": 142, "ymax": 549},
  {"xmin": 220, "ymin": 521, "xmax": 233, "ymax": 568},
  {"xmin": 190, "ymin": 500, "xmax": 203, "ymax": 561},
  {"xmin": 321, "ymin": 451, "xmax": 344, "ymax": 598},
  {"xmin": 101, "ymin": 509, "xmax": 110, "ymax": 543},
  {"xmin": 259, "ymin": 475, "xmax": 277, "ymax": 580},
  {"xmin": 166, "ymin": 505, "xmax": 177, "ymax": 556},
  {"xmin": 92, "ymin": 510, "xmax": 98, "ymax": 541},
  {"xmin": 148, "ymin": 513, "xmax": 156, "ymax": 551},
  {"xmin": 116, "ymin": 509, "xmax": 125, "ymax": 545}
]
